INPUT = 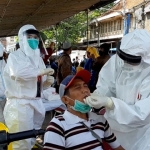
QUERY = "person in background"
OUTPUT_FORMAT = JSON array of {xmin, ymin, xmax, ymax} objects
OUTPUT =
[
  {"xmin": 0, "ymin": 43, "xmax": 6, "ymax": 124},
  {"xmin": 92, "ymin": 43, "xmax": 110, "ymax": 87},
  {"xmin": 75, "ymin": 56, "xmax": 79, "ymax": 69},
  {"xmin": 15, "ymin": 42, "xmax": 20, "ymax": 50},
  {"xmin": 72, "ymin": 58, "xmax": 76, "ymax": 67},
  {"xmin": 49, "ymin": 56, "xmax": 58, "ymax": 78},
  {"xmin": 43, "ymin": 69, "xmax": 124, "ymax": 150},
  {"xmin": 43, "ymin": 42, "xmax": 55, "ymax": 66},
  {"xmin": 3, "ymin": 24, "xmax": 54, "ymax": 150},
  {"xmin": 84, "ymin": 29, "xmax": 150, "ymax": 150},
  {"xmin": 84, "ymin": 47, "xmax": 99, "ymax": 92},
  {"xmin": 72, "ymin": 66, "xmax": 76, "ymax": 75},
  {"xmin": 3, "ymin": 51, "xmax": 9, "ymax": 63},
  {"xmin": 76, "ymin": 61, "xmax": 84, "ymax": 72},
  {"xmin": 83, "ymin": 54, "xmax": 87, "ymax": 64},
  {"xmin": 56, "ymin": 41, "xmax": 72, "ymax": 93}
]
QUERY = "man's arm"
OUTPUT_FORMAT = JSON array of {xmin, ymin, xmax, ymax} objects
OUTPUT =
[
  {"xmin": 103, "ymin": 120, "xmax": 124, "ymax": 150},
  {"xmin": 43, "ymin": 118, "xmax": 65, "ymax": 150},
  {"xmin": 6, "ymin": 53, "xmax": 43, "ymax": 80}
]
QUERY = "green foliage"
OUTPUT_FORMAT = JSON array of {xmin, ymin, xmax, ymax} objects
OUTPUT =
[
  {"xmin": 43, "ymin": 2, "xmax": 114, "ymax": 46},
  {"xmin": 15, "ymin": 36, "xmax": 18, "ymax": 42}
]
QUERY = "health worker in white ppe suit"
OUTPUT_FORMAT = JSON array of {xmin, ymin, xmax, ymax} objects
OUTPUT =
[
  {"xmin": 84, "ymin": 29, "xmax": 150, "ymax": 150},
  {"xmin": 3, "ymin": 24, "xmax": 54, "ymax": 150},
  {"xmin": 0, "ymin": 42, "xmax": 6, "ymax": 124}
]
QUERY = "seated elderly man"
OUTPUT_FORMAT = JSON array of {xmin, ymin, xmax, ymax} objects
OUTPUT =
[{"xmin": 43, "ymin": 70, "xmax": 124, "ymax": 150}]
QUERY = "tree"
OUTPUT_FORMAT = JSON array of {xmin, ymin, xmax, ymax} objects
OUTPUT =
[{"xmin": 43, "ymin": 2, "xmax": 114, "ymax": 47}]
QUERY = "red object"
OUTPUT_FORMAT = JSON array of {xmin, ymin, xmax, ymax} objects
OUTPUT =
[
  {"xmin": 43, "ymin": 48, "xmax": 53, "ymax": 64},
  {"xmin": 55, "ymin": 107, "xmax": 65, "ymax": 114},
  {"xmin": 102, "ymin": 141, "xmax": 113, "ymax": 150},
  {"xmin": 36, "ymin": 76, "xmax": 42, "ymax": 97},
  {"xmin": 65, "ymin": 70, "xmax": 91, "ymax": 89}
]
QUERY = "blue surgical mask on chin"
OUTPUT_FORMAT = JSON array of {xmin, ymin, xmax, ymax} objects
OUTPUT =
[
  {"xmin": 27, "ymin": 39, "xmax": 39, "ymax": 50},
  {"xmin": 67, "ymin": 96, "xmax": 91, "ymax": 113}
]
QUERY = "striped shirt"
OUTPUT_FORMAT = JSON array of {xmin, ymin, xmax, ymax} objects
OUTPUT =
[{"xmin": 43, "ymin": 111, "xmax": 120, "ymax": 150}]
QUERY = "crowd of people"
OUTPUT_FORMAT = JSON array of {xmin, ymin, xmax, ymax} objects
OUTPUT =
[{"xmin": 0, "ymin": 24, "xmax": 150, "ymax": 150}]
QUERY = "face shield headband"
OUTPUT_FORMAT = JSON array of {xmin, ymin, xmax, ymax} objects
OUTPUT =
[
  {"xmin": 117, "ymin": 42, "xmax": 142, "ymax": 64},
  {"xmin": 24, "ymin": 29, "xmax": 40, "ymax": 36}
]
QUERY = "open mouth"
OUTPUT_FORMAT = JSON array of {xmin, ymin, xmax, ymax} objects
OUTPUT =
[{"xmin": 83, "ymin": 95, "xmax": 88, "ymax": 99}]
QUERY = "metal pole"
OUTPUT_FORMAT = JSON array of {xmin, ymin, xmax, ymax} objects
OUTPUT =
[
  {"xmin": 97, "ymin": 21, "xmax": 100, "ymax": 47},
  {"xmin": 142, "ymin": 5, "xmax": 145, "ymax": 29},
  {"xmin": 86, "ymin": 9, "xmax": 89, "ymax": 47},
  {"xmin": 123, "ymin": 0, "xmax": 126, "ymax": 35},
  {"xmin": 55, "ymin": 24, "xmax": 57, "ymax": 56}
]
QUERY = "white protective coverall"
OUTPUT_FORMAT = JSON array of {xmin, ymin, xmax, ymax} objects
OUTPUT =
[
  {"xmin": 0, "ymin": 42, "xmax": 6, "ymax": 124},
  {"xmin": 3, "ymin": 25, "xmax": 52, "ymax": 150},
  {"xmin": 91, "ymin": 29, "xmax": 150, "ymax": 150}
]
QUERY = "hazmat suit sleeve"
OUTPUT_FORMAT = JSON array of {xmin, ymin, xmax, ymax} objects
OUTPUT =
[
  {"xmin": 95, "ymin": 55, "xmax": 150, "ymax": 128},
  {"xmin": 5, "ymin": 52, "xmax": 42, "ymax": 80},
  {"xmin": 95, "ymin": 55, "xmax": 116, "ymax": 97}
]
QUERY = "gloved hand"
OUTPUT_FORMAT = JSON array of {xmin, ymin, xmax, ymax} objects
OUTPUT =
[
  {"xmin": 84, "ymin": 93, "xmax": 114, "ymax": 109},
  {"xmin": 43, "ymin": 74, "xmax": 54, "ymax": 89},
  {"xmin": 38, "ymin": 68, "xmax": 54, "ymax": 76}
]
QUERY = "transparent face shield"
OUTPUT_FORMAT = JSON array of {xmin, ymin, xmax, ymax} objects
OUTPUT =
[
  {"xmin": 115, "ymin": 43, "xmax": 144, "ymax": 105},
  {"xmin": 39, "ymin": 34, "xmax": 48, "ymax": 56},
  {"xmin": 23, "ymin": 29, "xmax": 48, "ymax": 56}
]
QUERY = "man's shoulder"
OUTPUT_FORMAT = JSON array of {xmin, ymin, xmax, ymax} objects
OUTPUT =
[
  {"xmin": 49, "ymin": 115, "xmax": 66, "ymax": 127},
  {"xmin": 59, "ymin": 53, "xmax": 70, "ymax": 59},
  {"xmin": 59, "ymin": 53, "xmax": 71, "ymax": 64}
]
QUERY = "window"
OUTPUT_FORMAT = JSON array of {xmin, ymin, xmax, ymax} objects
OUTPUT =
[
  {"xmin": 117, "ymin": 19, "xmax": 122, "ymax": 30},
  {"xmin": 147, "ymin": 12, "xmax": 150, "ymax": 20},
  {"xmin": 114, "ymin": 21, "xmax": 116, "ymax": 31},
  {"xmin": 104, "ymin": 23, "xmax": 107, "ymax": 33},
  {"xmin": 108, "ymin": 22, "xmax": 111, "ymax": 32},
  {"xmin": 100, "ymin": 24, "xmax": 104, "ymax": 34},
  {"xmin": 112, "ymin": 21, "xmax": 114, "ymax": 31}
]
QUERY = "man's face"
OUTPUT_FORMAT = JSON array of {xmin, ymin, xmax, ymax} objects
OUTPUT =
[
  {"xmin": 63, "ymin": 78, "xmax": 90, "ymax": 106},
  {"xmin": 27, "ymin": 34, "xmax": 39, "ymax": 40}
]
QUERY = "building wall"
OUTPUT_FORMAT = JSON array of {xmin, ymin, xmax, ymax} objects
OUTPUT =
[
  {"xmin": 126, "ymin": 0, "xmax": 144, "ymax": 9},
  {"xmin": 84, "ymin": 0, "xmax": 146, "ymax": 44},
  {"xmin": 144, "ymin": 12, "xmax": 150, "ymax": 32},
  {"xmin": 0, "ymin": 38, "xmax": 7, "ymax": 49},
  {"xmin": 6, "ymin": 36, "xmax": 16, "ymax": 52},
  {"xmin": 88, "ymin": 15, "xmax": 135, "ymax": 40}
]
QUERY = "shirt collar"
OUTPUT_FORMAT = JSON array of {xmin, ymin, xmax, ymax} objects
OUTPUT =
[{"xmin": 63, "ymin": 110, "xmax": 100, "ymax": 125}]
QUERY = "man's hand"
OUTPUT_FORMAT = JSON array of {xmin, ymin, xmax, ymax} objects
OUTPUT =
[
  {"xmin": 38, "ymin": 68, "xmax": 54, "ymax": 76},
  {"xmin": 84, "ymin": 93, "xmax": 114, "ymax": 109}
]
